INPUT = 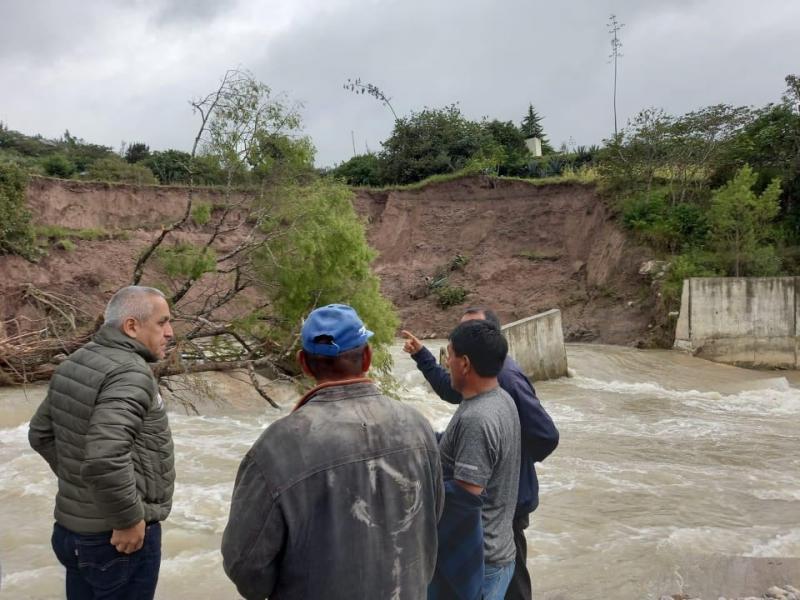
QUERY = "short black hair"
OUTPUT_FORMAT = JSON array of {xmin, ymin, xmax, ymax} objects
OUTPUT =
[
  {"xmin": 463, "ymin": 306, "xmax": 501, "ymax": 330},
  {"xmin": 303, "ymin": 344, "xmax": 366, "ymax": 380},
  {"xmin": 449, "ymin": 320, "xmax": 507, "ymax": 377}
]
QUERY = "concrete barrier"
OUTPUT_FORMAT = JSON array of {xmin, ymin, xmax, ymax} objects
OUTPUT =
[
  {"xmin": 502, "ymin": 309, "xmax": 569, "ymax": 380},
  {"xmin": 674, "ymin": 277, "xmax": 798, "ymax": 369}
]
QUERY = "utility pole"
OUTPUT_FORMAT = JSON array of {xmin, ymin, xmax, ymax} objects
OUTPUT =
[{"xmin": 608, "ymin": 14, "xmax": 624, "ymax": 136}]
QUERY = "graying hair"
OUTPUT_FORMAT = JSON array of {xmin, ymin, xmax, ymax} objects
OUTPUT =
[{"xmin": 104, "ymin": 286, "xmax": 166, "ymax": 328}]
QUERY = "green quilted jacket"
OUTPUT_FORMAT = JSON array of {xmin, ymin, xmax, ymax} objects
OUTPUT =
[{"xmin": 29, "ymin": 325, "xmax": 175, "ymax": 533}]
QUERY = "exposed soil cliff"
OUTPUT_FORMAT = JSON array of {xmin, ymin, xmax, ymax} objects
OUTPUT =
[
  {"xmin": 353, "ymin": 177, "xmax": 659, "ymax": 344},
  {"xmin": 2, "ymin": 176, "xmax": 662, "ymax": 346}
]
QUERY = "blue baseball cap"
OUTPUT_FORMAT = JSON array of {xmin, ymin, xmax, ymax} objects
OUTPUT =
[{"xmin": 301, "ymin": 304, "xmax": 374, "ymax": 357}]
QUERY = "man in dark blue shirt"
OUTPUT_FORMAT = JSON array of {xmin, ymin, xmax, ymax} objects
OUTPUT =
[{"xmin": 403, "ymin": 307, "xmax": 559, "ymax": 600}]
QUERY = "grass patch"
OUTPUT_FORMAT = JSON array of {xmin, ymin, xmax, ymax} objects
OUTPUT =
[
  {"xmin": 353, "ymin": 166, "xmax": 598, "ymax": 193},
  {"xmin": 35, "ymin": 225, "xmax": 130, "ymax": 243}
]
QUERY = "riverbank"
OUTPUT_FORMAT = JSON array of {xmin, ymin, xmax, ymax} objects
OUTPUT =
[{"xmin": 2, "ymin": 175, "xmax": 664, "ymax": 348}]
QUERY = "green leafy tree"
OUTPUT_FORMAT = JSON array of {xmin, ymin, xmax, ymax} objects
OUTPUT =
[
  {"xmin": 519, "ymin": 104, "xmax": 554, "ymax": 154},
  {"xmin": 481, "ymin": 119, "xmax": 531, "ymax": 176},
  {"xmin": 379, "ymin": 104, "xmax": 485, "ymax": 184},
  {"xmin": 42, "ymin": 154, "xmax": 76, "ymax": 178},
  {"xmin": 85, "ymin": 157, "xmax": 158, "ymax": 184},
  {"xmin": 0, "ymin": 162, "xmax": 36, "ymax": 257},
  {"xmin": 332, "ymin": 153, "xmax": 383, "ymax": 186},
  {"xmin": 124, "ymin": 142, "xmax": 151, "ymax": 164},
  {"xmin": 253, "ymin": 180, "xmax": 398, "ymax": 371},
  {"xmin": 708, "ymin": 165, "xmax": 781, "ymax": 276},
  {"xmin": 200, "ymin": 70, "xmax": 313, "ymax": 186}
]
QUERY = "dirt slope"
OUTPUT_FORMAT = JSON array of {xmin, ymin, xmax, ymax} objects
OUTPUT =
[
  {"xmin": 354, "ymin": 177, "xmax": 659, "ymax": 344},
  {"xmin": 1, "ymin": 176, "xmax": 661, "ymax": 346}
]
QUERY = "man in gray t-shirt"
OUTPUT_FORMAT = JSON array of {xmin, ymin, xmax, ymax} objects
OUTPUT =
[{"xmin": 437, "ymin": 320, "xmax": 521, "ymax": 600}]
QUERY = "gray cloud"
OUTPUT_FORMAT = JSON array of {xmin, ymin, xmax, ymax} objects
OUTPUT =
[{"xmin": 1, "ymin": 0, "xmax": 798, "ymax": 167}]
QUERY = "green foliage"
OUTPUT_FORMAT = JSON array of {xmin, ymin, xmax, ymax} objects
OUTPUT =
[
  {"xmin": 42, "ymin": 153, "xmax": 76, "ymax": 178},
  {"xmin": 519, "ymin": 104, "xmax": 554, "ymax": 154},
  {"xmin": 85, "ymin": 157, "xmax": 158, "ymax": 184},
  {"xmin": 331, "ymin": 153, "xmax": 383, "ymax": 186},
  {"xmin": 0, "ymin": 162, "xmax": 36, "ymax": 257},
  {"xmin": 481, "ymin": 119, "xmax": 531, "ymax": 176},
  {"xmin": 124, "ymin": 142, "xmax": 150, "ymax": 164},
  {"xmin": 662, "ymin": 252, "xmax": 719, "ymax": 307},
  {"xmin": 156, "ymin": 243, "xmax": 217, "ymax": 279},
  {"xmin": 253, "ymin": 179, "xmax": 398, "ymax": 372},
  {"xmin": 203, "ymin": 70, "xmax": 313, "ymax": 186},
  {"xmin": 191, "ymin": 202, "xmax": 212, "ymax": 225},
  {"xmin": 35, "ymin": 225, "xmax": 127, "ymax": 242},
  {"xmin": 56, "ymin": 238, "xmax": 76, "ymax": 251},
  {"xmin": 435, "ymin": 285, "xmax": 469, "ymax": 309},
  {"xmin": 143, "ymin": 150, "xmax": 193, "ymax": 184},
  {"xmin": 448, "ymin": 253, "xmax": 469, "ymax": 271},
  {"xmin": 708, "ymin": 165, "xmax": 782, "ymax": 276},
  {"xmin": 379, "ymin": 104, "xmax": 486, "ymax": 184}
]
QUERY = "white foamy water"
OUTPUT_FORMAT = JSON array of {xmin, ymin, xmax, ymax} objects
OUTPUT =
[{"xmin": 0, "ymin": 343, "xmax": 798, "ymax": 599}]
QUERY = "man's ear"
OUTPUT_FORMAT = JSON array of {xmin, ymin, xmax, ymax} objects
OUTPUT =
[
  {"xmin": 297, "ymin": 349, "xmax": 314, "ymax": 378},
  {"xmin": 361, "ymin": 345, "xmax": 372, "ymax": 375},
  {"xmin": 121, "ymin": 317, "xmax": 138, "ymax": 339},
  {"xmin": 460, "ymin": 354, "xmax": 472, "ymax": 377}
]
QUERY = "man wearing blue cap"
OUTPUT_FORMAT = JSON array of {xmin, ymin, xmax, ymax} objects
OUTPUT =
[{"xmin": 222, "ymin": 304, "xmax": 444, "ymax": 600}]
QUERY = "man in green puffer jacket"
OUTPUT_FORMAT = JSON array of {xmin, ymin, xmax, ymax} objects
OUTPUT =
[{"xmin": 29, "ymin": 285, "xmax": 176, "ymax": 600}]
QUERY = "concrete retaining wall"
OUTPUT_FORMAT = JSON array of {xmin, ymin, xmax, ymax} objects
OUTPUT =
[
  {"xmin": 674, "ymin": 277, "xmax": 798, "ymax": 369},
  {"xmin": 502, "ymin": 309, "xmax": 569, "ymax": 380}
]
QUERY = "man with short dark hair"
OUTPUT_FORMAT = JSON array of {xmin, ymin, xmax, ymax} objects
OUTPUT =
[
  {"xmin": 433, "ymin": 319, "xmax": 521, "ymax": 600},
  {"xmin": 222, "ymin": 303, "xmax": 443, "ymax": 600},
  {"xmin": 29, "ymin": 285, "xmax": 176, "ymax": 600},
  {"xmin": 403, "ymin": 306, "xmax": 559, "ymax": 600}
]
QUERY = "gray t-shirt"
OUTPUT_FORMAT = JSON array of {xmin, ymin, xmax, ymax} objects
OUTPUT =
[{"xmin": 439, "ymin": 386, "xmax": 521, "ymax": 565}]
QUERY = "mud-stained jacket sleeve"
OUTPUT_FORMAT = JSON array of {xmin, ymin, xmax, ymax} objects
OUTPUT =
[
  {"xmin": 498, "ymin": 366, "xmax": 559, "ymax": 463},
  {"xmin": 28, "ymin": 392, "xmax": 58, "ymax": 474},
  {"xmin": 222, "ymin": 452, "xmax": 286, "ymax": 600},
  {"xmin": 80, "ymin": 365, "xmax": 152, "ymax": 529},
  {"xmin": 411, "ymin": 346, "xmax": 463, "ymax": 405}
]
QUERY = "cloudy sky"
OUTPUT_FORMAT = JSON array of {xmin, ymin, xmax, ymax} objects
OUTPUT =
[{"xmin": 2, "ymin": 0, "xmax": 798, "ymax": 167}]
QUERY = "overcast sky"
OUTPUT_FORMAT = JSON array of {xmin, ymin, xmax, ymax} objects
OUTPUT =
[{"xmin": 2, "ymin": 0, "xmax": 798, "ymax": 167}]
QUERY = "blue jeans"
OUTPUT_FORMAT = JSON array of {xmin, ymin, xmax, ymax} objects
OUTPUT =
[
  {"xmin": 51, "ymin": 522, "xmax": 162, "ymax": 600},
  {"xmin": 482, "ymin": 561, "xmax": 515, "ymax": 600}
]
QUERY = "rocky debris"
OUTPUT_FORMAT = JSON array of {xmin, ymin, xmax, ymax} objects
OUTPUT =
[{"xmin": 661, "ymin": 583, "xmax": 799, "ymax": 600}]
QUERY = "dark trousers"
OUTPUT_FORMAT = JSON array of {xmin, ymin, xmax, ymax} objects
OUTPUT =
[
  {"xmin": 51, "ymin": 522, "xmax": 162, "ymax": 600},
  {"xmin": 504, "ymin": 513, "xmax": 532, "ymax": 600}
]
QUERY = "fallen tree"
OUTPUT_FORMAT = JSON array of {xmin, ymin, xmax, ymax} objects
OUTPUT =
[{"xmin": 0, "ymin": 70, "xmax": 398, "ymax": 399}]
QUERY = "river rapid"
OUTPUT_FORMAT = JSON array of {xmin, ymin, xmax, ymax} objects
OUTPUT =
[{"xmin": 1, "ymin": 343, "xmax": 798, "ymax": 599}]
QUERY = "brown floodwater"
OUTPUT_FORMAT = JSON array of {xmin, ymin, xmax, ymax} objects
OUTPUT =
[{"xmin": 1, "ymin": 343, "xmax": 798, "ymax": 599}]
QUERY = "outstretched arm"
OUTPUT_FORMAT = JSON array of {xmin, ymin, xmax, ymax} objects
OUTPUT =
[{"xmin": 402, "ymin": 330, "xmax": 462, "ymax": 405}]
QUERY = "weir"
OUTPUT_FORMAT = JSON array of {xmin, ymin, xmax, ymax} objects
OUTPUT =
[
  {"xmin": 502, "ymin": 309, "xmax": 569, "ymax": 380},
  {"xmin": 674, "ymin": 277, "xmax": 800, "ymax": 369}
]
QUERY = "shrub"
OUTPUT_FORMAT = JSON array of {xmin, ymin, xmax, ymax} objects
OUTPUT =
[
  {"xmin": 42, "ymin": 154, "xmax": 76, "ymax": 178},
  {"xmin": 191, "ymin": 202, "xmax": 212, "ymax": 225},
  {"xmin": 0, "ymin": 162, "xmax": 36, "ymax": 258},
  {"xmin": 85, "ymin": 157, "xmax": 158, "ymax": 185},
  {"xmin": 435, "ymin": 285, "xmax": 469, "ymax": 309},
  {"xmin": 156, "ymin": 243, "xmax": 217, "ymax": 279},
  {"xmin": 332, "ymin": 154, "xmax": 383, "ymax": 186}
]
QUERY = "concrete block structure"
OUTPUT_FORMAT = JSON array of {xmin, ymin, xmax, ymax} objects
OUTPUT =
[
  {"xmin": 502, "ymin": 309, "xmax": 569, "ymax": 380},
  {"xmin": 674, "ymin": 277, "xmax": 798, "ymax": 369}
]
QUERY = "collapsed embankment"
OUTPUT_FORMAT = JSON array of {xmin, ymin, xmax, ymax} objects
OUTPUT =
[
  {"xmin": 354, "ymin": 177, "xmax": 660, "ymax": 344},
  {"xmin": 1, "ymin": 176, "xmax": 662, "ymax": 346}
]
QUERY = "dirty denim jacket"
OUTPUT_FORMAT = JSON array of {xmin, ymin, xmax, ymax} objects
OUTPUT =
[{"xmin": 222, "ymin": 381, "xmax": 444, "ymax": 600}]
